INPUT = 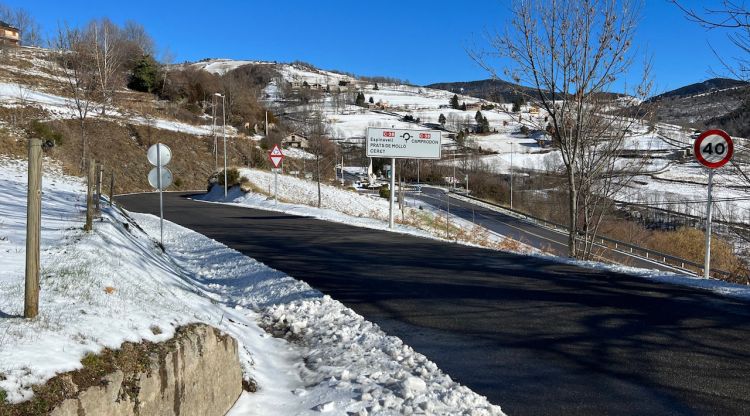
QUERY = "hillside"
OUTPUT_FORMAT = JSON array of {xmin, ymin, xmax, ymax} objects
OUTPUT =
[
  {"xmin": 637, "ymin": 77, "xmax": 750, "ymax": 135},
  {"xmin": 425, "ymin": 79, "xmax": 534, "ymax": 102}
]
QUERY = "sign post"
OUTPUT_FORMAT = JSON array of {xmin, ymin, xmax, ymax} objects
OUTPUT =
[
  {"xmin": 366, "ymin": 127, "xmax": 442, "ymax": 229},
  {"xmin": 147, "ymin": 143, "xmax": 173, "ymax": 246},
  {"xmin": 269, "ymin": 144, "xmax": 285, "ymax": 204},
  {"xmin": 694, "ymin": 129, "xmax": 734, "ymax": 278}
]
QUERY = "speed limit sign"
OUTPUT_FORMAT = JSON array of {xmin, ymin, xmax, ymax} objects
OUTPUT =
[{"xmin": 694, "ymin": 129, "xmax": 733, "ymax": 169}]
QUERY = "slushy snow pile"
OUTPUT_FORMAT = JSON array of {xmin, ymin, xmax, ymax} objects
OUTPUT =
[{"xmin": 0, "ymin": 157, "xmax": 505, "ymax": 415}]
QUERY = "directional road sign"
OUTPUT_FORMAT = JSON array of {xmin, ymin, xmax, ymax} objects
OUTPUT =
[
  {"xmin": 366, "ymin": 127, "xmax": 442, "ymax": 159},
  {"xmin": 694, "ymin": 129, "xmax": 733, "ymax": 169},
  {"xmin": 269, "ymin": 144, "xmax": 284, "ymax": 168}
]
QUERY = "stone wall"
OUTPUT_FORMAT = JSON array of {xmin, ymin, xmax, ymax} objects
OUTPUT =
[{"xmin": 50, "ymin": 324, "xmax": 242, "ymax": 416}]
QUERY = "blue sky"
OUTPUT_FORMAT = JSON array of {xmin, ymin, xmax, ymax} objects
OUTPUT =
[{"xmin": 6, "ymin": 1, "xmax": 745, "ymax": 93}]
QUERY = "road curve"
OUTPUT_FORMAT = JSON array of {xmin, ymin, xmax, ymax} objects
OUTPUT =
[{"xmin": 117, "ymin": 192, "xmax": 750, "ymax": 416}]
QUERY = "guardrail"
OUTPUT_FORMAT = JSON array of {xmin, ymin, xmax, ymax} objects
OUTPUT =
[{"xmin": 451, "ymin": 192, "xmax": 734, "ymax": 280}]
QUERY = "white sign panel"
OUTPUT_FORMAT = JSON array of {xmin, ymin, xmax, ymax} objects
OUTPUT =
[
  {"xmin": 366, "ymin": 127, "xmax": 441, "ymax": 159},
  {"xmin": 148, "ymin": 167, "xmax": 173, "ymax": 190},
  {"xmin": 147, "ymin": 143, "xmax": 172, "ymax": 166}
]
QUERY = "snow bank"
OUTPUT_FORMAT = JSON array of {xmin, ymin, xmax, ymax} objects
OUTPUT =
[{"xmin": 0, "ymin": 158, "xmax": 504, "ymax": 414}]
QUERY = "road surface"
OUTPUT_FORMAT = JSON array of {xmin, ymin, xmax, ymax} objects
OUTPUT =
[
  {"xmin": 410, "ymin": 187, "xmax": 681, "ymax": 272},
  {"xmin": 117, "ymin": 192, "xmax": 750, "ymax": 416}
]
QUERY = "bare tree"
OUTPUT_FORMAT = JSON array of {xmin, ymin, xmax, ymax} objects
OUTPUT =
[
  {"xmin": 471, "ymin": 0, "xmax": 652, "ymax": 258},
  {"xmin": 672, "ymin": 1, "xmax": 750, "ymax": 80},
  {"xmin": 301, "ymin": 110, "xmax": 335, "ymax": 208},
  {"xmin": 86, "ymin": 19, "xmax": 125, "ymax": 116},
  {"xmin": 53, "ymin": 23, "xmax": 97, "ymax": 172}
]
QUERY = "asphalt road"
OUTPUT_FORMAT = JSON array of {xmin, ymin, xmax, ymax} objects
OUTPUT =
[
  {"xmin": 117, "ymin": 192, "xmax": 750, "ymax": 416},
  {"xmin": 410, "ymin": 187, "xmax": 681, "ymax": 272}
]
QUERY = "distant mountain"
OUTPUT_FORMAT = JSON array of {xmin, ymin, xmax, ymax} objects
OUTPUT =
[
  {"xmin": 648, "ymin": 78, "xmax": 748, "ymax": 102},
  {"xmin": 426, "ymin": 78, "xmax": 625, "ymax": 103},
  {"xmin": 425, "ymin": 79, "xmax": 535, "ymax": 103},
  {"xmin": 636, "ymin": 77, "xmax": 750, "ymax": 136}
]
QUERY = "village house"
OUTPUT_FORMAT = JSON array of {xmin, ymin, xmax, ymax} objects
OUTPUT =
[
  {"xmin": 0, "ymin": 21, "xmax": 19, "ymax": 46},
  {"xmin": 282, "ymin": 133, "xmax": 309, "ymax": 149}
]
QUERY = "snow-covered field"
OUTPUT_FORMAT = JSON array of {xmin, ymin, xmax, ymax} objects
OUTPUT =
[{"xmin": 0, "ymin": 157, "xmax": 505, "ymax": 415}]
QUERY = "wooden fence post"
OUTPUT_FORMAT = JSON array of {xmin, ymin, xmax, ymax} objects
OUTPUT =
[
  {"xmin": 85, "ymin": 158, "xmax": 95, "ymax": 232},
  {"xmin": 109, "ymin": 171, "xmax": 114, "ymax": 207},
  {"xmin": 25, "ymin": 138, "xmax": 42, "ymax": 319},
  {"xmin": 95, "ymin": 163, "xmax": 102, "ymax": 213}
]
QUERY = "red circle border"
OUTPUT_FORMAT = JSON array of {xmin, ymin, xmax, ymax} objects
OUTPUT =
[{"xmin": 694, "ymin": 129, "xmax": 733, "ymax": 169}]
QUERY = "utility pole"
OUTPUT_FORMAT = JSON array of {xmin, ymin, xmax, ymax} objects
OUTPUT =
[{"xmin": 24, "ymin": 138, "xmax": 42, "ymax": 319}]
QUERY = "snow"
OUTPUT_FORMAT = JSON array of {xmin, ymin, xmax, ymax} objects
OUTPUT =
[
  {"xmin": 0, "ymin": 157, "xmax": 505, "ymax": 414},
  {"xmin": 195, "ymin": 168, "xmax": 530, "ymax": 253}
]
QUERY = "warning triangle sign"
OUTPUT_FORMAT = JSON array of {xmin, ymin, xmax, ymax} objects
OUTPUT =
[{"xmin": 269, "ymin": 144, "xmax": 284, "ymax": 168}]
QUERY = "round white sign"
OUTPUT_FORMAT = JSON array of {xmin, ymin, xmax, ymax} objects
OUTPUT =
[
  {"xmin": 148, "ymin": 167, "xmax": 173, "ymax": 190},
  {"xmin": 694, "ymin": 129, "xmax": 733, "ymax": 169},
  {"xmin": 147, "ymin": 143, "xmax": 172, "ymax": 167}
]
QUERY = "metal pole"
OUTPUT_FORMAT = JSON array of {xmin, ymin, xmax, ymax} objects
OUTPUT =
[
  {"xmin": 510, "ymin": 142, "xmax": 514, "ymax": 209},
  {"xmin": 466, "ymin": 174, "xmax": 469, "ymax": 194},
  {"xmin": 704, "ymin": 169, "xmax": 714, "ymax": 278},
  {"xmin": 222, "ymin": 95, "xmax": 227, "ymax": 198},
  {"xmin": 265, "ymin": 110, "xmax": 268, "ymax": 136},
  {"xmin": 417, "ymin": 159, "xmax": 420, "ymax": 187},
  {"xmin": 24, "ymin": 138, "xmax": 42, "ymax": 319},
  {"xmin": 157, "ymin": 143, "xmax": 164, "ymax": 246},
  {"xmin": 212, "ymin": 95, "xmax": 217, "ymax": 171},
  {"xmin": 389, "ymin": 158, "xmax": 395, "ymax": 229},
  {"xmin": 446, "ymin": 192, "xmax": 450, "ymax": 239},
  {"xmin": 341, "ymin": 155, "xmax": 344, "ymax": 186},
  {"xmin": 274, "ymin": 169, "xmax": 278, "ymax": 204},
  {"xmin": 452, "ymin": 152, "xmax": 456, "ymax": 190}
]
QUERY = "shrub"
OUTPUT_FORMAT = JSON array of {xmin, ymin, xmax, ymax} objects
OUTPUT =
[
  {"xmin": 27, "ymin": 120, "xmax": 64, "ymax": 147},
  {"xmin": 379, "ymin": 184, "xmax": 390, "ymax": 199},
  {"xmin": 217, "ymin": 168, "xmax": 242, "ymax": 187},
  {"xmin": 0, "ymin": 388, "xmax": 6, "ymax": 403}
]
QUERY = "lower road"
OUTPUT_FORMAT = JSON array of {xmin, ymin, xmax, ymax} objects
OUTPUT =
[
  {"xmin": 411, "ymin": 187, "xmax": 683, "ymax": 272},
  {"xmin": 118, "ymin": 192, "xmax": 750, "ymax": 416}
]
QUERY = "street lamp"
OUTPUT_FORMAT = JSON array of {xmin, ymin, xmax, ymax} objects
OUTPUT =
[{"xmin": 215, "ymin": 93, "xmax": 227, "ymax": 198}]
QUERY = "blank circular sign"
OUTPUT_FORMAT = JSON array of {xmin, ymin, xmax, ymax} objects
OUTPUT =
[
  {"xmin": 148, "ymin": 167, "xmax": 173, "ymax": 190},
  {"xmin": 147, "ymin": 143, "xmax": 172, "ymax": 167}
]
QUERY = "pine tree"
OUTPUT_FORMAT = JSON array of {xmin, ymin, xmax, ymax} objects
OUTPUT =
[
  {"xmin": 369, "ymin": 96, "xmax": 374, "ymax": 104},
  {"xmin": 460, "ymin": 102, "xmax": 467, "ymax": 111},
  {"xmin": 355, "ymin": 92, "xmax": 366, "ymax": 106},
  {"xmin": 475, "ymin": 110, "xmax": 483, "ymax": 123},
  {"xmin": 128, "ymin": 55, "xmax": 159, "ymax": 93},
  {"xmin": 450, "ymin": 94, "xmax": 459, "ymax": 109},
  {"xmin": 374, "ymin": 83, "xmax": 379, "ymax": 90},
  {"xmin": 438, "ymin": 113, "xmax": 446, "ymax": 127}
]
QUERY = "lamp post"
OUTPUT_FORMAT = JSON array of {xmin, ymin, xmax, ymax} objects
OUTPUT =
[{"xmin": 215, "ymin": 93, "xmax": 227, "ymax": 198}]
